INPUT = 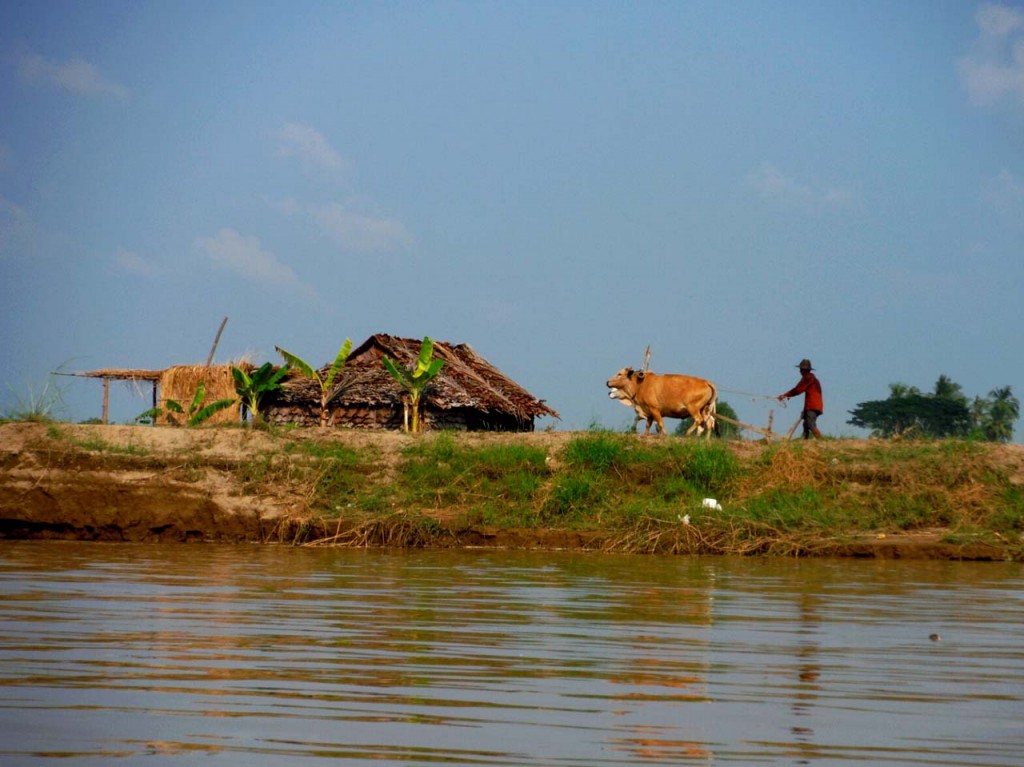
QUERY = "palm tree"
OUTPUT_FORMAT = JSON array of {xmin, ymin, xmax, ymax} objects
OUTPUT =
[
  {"xmin": 888, "ymin": 382, "xmax": 917, "ymax": 399},
  {"xmin": 984, "ymin": 386, "xmax": 1019, "ymax": 443},
  {"xmin": 933, "ymin": 374, "xmax": 967, "ymax": 405}
]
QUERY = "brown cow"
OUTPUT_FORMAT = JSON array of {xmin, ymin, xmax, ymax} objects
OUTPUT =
[{"xmin": 606, "ymin": 367, "xmax": 717, "ymax": 438}]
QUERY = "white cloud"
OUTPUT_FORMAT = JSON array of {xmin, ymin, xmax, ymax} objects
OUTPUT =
[
  {"xmin": 959, "ymin": 3, "xmax": 1024, "ymax": 106},
  {"xmin": 195, "ymin": 228, "xmax": 313, "ymax": 294},
  {"xmin": 113, "ymin": 248, "xmax": 159, "ymax": 278},
  {"xmin": 273, "ymin": 198, "xmax": 413, "ymax": 252},
  {"xmin": 977, "ymin": 2, "xmax": 1024, "ymax": 38},
  {"xmin": 16, "ymin": 51, "xmax": 128, "ymax": 100},
  {"xmin": 744, "ymin": 163, "xmax": 852, "ymax": 211},
  {"xmin": 309, "ymin": 203, "xmax": 413, "ymax": 251},
  {"xmin": 983, "ymin": 168, "xmax": 1024, "ymax": 225},
  {"xmin": 277, "ymin": 123, "xmax": 344, "ymax": 170}
]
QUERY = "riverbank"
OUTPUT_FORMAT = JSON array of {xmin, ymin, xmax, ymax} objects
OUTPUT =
[{"xmin": 1, "ymin": 422, "xmax": 1022, "ymax": 559}]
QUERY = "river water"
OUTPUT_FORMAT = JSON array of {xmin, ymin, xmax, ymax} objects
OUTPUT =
[{"xmin": 0, "ymin": 542, "xmax": 1021, "ymax": 766}]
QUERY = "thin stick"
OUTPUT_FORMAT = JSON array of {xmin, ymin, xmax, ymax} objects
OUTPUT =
[
  {"xmin": 715, "ymin": 413, "xmax": 785, "ymax": 441},
  {"xmin": 205, "ymin": 316, "xmax": 229, "ymax": 368}
]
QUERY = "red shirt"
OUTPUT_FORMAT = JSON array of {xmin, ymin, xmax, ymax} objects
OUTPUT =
[{"xmin": 785, "ymin": 372, "xmax": 823, "ymax": 412}]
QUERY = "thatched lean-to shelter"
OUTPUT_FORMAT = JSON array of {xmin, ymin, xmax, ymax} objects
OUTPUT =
[
  {"xmin": 60, "ymin": 364, "xmax": 244, "ymax": 425},
  {"xmin": 264, "ymin": 334, "xmax": 560, "ymax": 431}
]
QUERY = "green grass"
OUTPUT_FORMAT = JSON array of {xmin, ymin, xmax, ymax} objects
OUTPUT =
[
  {"xmin": 71, "ymin": 435, "xmax": 151, "ymax": 457},
  {"xmin": 3, "ymin": 378, "xmax": 65, "ymax": 423},
  {"xmin": 537, "ymin": 433, "xmax": 743, "ymax": 527},
  {"xmin": 242, "ymin": 439, "xmax": 380, "ymax": 514},
  {"xmin": 394, "ymin": 432, "xmax": 550, "ymax": 525},
  {"xmin": 39, "ymin": 425, "xmax": 152, "ymax": 457}
]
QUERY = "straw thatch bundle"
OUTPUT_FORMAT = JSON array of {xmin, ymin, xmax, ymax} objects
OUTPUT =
[{"xmin": 159, "ymin": 364, "xmax": 242, "ymax": 426}]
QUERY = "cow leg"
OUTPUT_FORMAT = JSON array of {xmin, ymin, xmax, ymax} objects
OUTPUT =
[
  {"xmin": 651, "ymin": 411, "xmax": 669, "ymax": 436},
  {"xmin": 685, "ymin": 418, "xmax": 704, "ymax": 437},
  {"xmin": 702, "ymin": 404, "xmax": 716, "ymax": 441},
  {"xmin": 632, "ymin": 405, "xmax": 645, "ymax": 433}
]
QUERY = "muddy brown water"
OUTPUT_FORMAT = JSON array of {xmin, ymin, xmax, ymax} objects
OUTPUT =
[{"xmin": 1, "ymin": 542, "xmax": 1022, "ymax": 766}]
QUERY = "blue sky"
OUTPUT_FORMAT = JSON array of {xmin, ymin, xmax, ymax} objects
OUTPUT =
[{"xmin": 1, "ymin": 1, "xmax": 1022, "ymax": 437}]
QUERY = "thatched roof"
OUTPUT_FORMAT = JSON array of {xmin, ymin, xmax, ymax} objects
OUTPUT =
[
  {"xmin": 58, "ymin": 368, "xmax": 164, "ymax": 382},
  {"xmin": 272, "ymin": 334, "xmax": 560, "ymax": 422}
]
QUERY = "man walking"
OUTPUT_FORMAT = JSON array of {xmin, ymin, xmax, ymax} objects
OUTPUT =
[{"xmin": 779, "ymin": 359, "xmax": 823, "ymax": 439}]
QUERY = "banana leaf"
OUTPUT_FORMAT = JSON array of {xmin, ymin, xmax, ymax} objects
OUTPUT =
[
  {"xmin": 188, "ymin": 398, "xmax": 237, "ymax": 427},
  {"xmin": 323, "ymin": 339, "xmax": 353, "ymax": 391},
  {"xmin": 275, "ymin": 346, "xmax": 317, "ymax": 381}
]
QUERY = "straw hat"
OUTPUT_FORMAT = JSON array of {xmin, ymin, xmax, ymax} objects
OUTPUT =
[{"xmin": 797, "ymin": 359, "xmax": 813, "ymax": 371}]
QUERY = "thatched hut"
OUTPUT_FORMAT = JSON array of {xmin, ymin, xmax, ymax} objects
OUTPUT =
[{"xmin": 263, "ymin": 334, "xmax": 559, "ymax": 431}]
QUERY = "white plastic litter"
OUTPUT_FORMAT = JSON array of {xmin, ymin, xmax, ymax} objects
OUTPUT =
[{"xmin": 702, "ymin": 498, "xmax": 722, "ymax": 511}]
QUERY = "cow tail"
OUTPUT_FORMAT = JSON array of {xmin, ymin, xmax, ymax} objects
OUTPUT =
[{"xmin": 704, "ymin": 382, "xmax": 718, "ymax": 434}]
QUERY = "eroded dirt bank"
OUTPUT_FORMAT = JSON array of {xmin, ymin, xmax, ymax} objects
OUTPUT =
[
  {"xmin": 1, "ymin": 422, "xmax": 1022, "ymax": 559},
  {"xmin": 0, "ymin": 423, "xmax": 573, "ymax": 545}
]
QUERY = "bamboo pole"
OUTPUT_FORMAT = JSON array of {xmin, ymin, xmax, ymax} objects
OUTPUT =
[{"xmin": 205, "ymin": 316, "xmax": 228, "ymax": 368}]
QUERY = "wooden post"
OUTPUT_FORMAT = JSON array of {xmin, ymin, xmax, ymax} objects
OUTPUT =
[
  {"xmin": 102, "ymin": 377, "xmax": 110, "ymax": 425},
  {"xmin": 767, "ymin": 409, "xmax": 773, "ymax": 436},
  {"xmin": 151, "ymin": 381, "xmax": 158, "ymax": 427}
]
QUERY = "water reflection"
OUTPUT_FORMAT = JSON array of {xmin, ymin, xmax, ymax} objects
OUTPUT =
[{"xmin": 0, "ymin": 543, "xmax": 1022, "ymax": 766}]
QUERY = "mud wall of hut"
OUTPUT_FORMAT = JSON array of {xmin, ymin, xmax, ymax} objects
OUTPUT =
[
  {"xmin": 264, "ymin": 403, "xmax": 534, "ymax": 431},
  {"xmin": 264, "ymin": 403, "xmax": 400, "ymax": 429}
]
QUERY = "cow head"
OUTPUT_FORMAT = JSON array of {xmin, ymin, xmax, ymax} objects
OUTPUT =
[{"xmin": 606, "ymin": 367, "xmax": 643, "ymax": 399}]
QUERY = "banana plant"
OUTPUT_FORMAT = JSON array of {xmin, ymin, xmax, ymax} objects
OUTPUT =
[
  {"xmin": 136, "ymin": 381, "xmax": 236, "ymax": 427},
  {"xmin": 232, "ymin": 362, "xmax": 290, "ymax": 424},
  {"xmin": 382, "ymin": 336, "xmax": 445, "ymax": 433},
  {"xmin": 275, "ymin": 340, "xmax": 352, "ymax": 427}
]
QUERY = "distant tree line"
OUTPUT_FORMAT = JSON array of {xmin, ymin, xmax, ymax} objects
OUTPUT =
[{"xmin": 847, "ymin": 375, "xmax": 1019, "ymax": 442}]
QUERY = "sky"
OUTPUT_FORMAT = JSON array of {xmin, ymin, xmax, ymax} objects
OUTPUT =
[{"xmin": 1, "ymin": 1, "xmax": 1022, "ymax": 438}]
